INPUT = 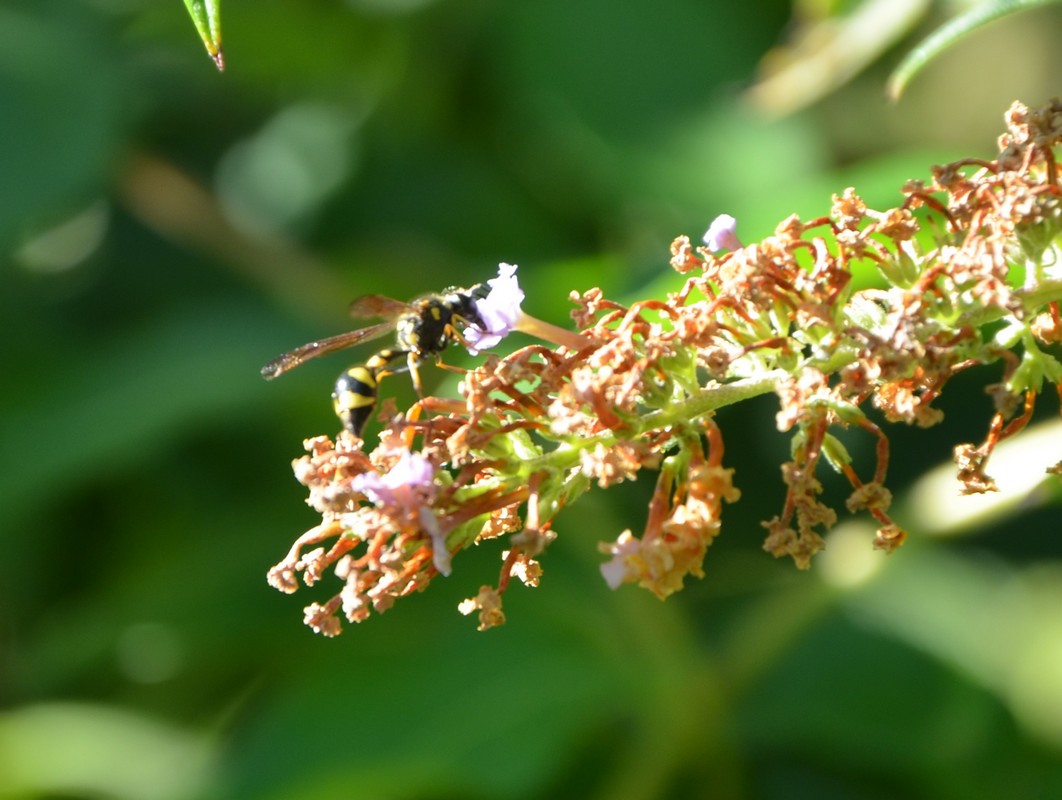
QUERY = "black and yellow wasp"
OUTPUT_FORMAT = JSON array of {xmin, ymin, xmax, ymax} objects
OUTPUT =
[{"xmin": 261, "ymin": 283, "xmax": 490, "ymax": 436}]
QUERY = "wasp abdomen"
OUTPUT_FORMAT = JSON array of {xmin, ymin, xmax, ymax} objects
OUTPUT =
[
  {"xmin": 332, "ymin": 348, "xmax": 409, "ymax": 436},
  {"xmin": 333, "ymin": 366, "xmax": 378, "ymax": 436}
]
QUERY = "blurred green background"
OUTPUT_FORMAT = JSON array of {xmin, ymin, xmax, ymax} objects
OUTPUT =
[{"xmin": 3, "ymin": 1, "xmax": 1062, "ymax": 798}]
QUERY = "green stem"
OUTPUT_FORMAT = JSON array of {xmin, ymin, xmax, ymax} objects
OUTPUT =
[{"xmin": 469, "ymin": 276, "xmax": 1062, "ymax": 494}]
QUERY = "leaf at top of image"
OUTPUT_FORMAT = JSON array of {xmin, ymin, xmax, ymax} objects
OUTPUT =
[
  {"xmin": 183, "ymin": 0, "xmax": 223, "ymax": 71},
  {"xmin": 888, "ymin": 0, "xmax": 1059, "ymax": 100}
]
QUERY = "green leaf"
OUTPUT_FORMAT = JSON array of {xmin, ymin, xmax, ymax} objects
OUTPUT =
[
  {"xmin": 888, "ymin": 0, "xmax": 1060, "ymax": 99},
  {"xmin": 0, "ymin": 8, "xmax": 126, "ymax": 250},
  {"xmin": 183, "ymin": 0, "xmax": 224, "ymax": 71},
  {"xmin": 0, "ymin": 703, "xmax": 211, "ymax": 800},
  {"xmin": 0, "ymin": 301, "xmax": 279, "ymax": 524}
]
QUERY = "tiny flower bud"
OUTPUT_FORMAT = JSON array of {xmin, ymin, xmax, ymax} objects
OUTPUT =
[{"xmin": 703, "ymin": 214, "xmax": 743, "ymax": 252}]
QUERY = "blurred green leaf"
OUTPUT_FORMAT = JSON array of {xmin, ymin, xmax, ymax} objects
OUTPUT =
[
  {"xmin": 899, "ymin": 418, "xmax": 1062, "ymax": 536},
  {"xmin": 183, "ymin": 0, "xmax": 224, "ymax": 70},
  {"xmin": 840, "ymin": 542, "xmax": 1062, "ymax": 758},
  {"xmin": 0, "ymin": 301, "xmax": 285, "ymax": 523},
  {"xmin": 888, "ymin": 0, "xmax": 1060, "ymax": 99},
  {"xmin": 0, "ymin": 7, "xmax": 126, "ymax": 249},
  {"xmin": 0, "ymin": 703, "xmax": 212, "ymax": 800}
]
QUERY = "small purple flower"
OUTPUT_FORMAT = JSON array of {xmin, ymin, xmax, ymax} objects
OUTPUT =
[
  {"xmin": 703, "ymin": 214, "xmax": 743, "ymax": 252},
  {"xmin": 464, "ymin": 263, "xmax": 525, "ymax": 354},
  {"xmin": 349, "ymin": 452, "xmax": 453, "ymax": 575},
  {"xmin": 351, "ymin": 450, "xmax": 436, "ymax": 508}
]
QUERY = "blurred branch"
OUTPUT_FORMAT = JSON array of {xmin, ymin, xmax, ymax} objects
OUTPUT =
[
  {"xmin": 119, "ymin": 153, "xmax": 348, "ymax": 322},
  {"xmin": 746, "ymin": 0, "xmax": 928, "ymax": 116}
]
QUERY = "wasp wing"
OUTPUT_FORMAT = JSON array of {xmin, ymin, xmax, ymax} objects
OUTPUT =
[
  {"xmin": 349, "ymin": 294, "xmax": 413, "ymax": 320},
  {"xmin": 261, "ymin": 320, "xmax": 397, "ymax": 380}
]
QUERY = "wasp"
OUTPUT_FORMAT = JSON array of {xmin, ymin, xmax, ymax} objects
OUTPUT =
[{"xmin": 261, "ymin": 283, "xmax": 490, "ymax": 436}]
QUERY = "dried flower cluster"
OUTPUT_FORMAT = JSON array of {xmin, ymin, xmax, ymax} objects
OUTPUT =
[{"xmin": 268, "ymin": 100, "xmax": 1062, "ymax": 634}]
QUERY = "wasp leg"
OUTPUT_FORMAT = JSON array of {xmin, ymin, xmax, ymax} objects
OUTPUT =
[
  {"xmin": 332, "ymin": 348, "xmax": 408, "ymax": 436},
  {"xmin": 406, "ymin": 351, "xmax": 425, "ymax": 395}
]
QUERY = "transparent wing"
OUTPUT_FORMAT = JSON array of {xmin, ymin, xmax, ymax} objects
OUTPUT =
[
  {"xmin": 349, "ymin": 294, "xmax": 414, "ymax": 320},
  {"xmin": 260, "ymin": 320, "xmax": 397, "ymax": 380}
]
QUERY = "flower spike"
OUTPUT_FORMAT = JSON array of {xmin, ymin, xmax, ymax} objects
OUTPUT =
[{"xmin": 268, "ymin": 99, "xmax": 1062, "ymax": 634}]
